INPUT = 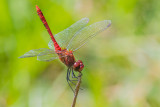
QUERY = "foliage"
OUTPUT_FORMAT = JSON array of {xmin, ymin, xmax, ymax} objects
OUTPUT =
[{"xmin": 0, "ymin": 0, "xmax": 160, "ymax": 107}]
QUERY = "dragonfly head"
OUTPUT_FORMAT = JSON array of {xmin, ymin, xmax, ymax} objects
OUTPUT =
[{"xmin": 73, "ymin": 60, "xmax": 84, "ymax": 72}]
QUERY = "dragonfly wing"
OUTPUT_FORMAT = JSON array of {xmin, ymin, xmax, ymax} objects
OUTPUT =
[
  {"xmin": 37, "ymin": 49, "xmax": 59, "ymax": 61},
  {"xmin": 19, "ymin": 48, "xmax": 52, "ymax": 58},
  {"xmin": 48, "ymin": 40, "xmax": 54, "ymax": 50},
  {"xmin": 67, "ymin": 20, "xmax": 111, "ymax": 51},
  {"xmin": 37, "ymin": 54, "xmax": 58, "ymax": 61},
  {"xmin": 19, "ymin": 48, "xmax": 57, "ymax": 62},
  {"xmin": 48, "ymin": 18, "xmax": 89, "ymax": 50},
  {"xmin": 38, "ymin": 49, "xmax": 55, "ymax": 56}
]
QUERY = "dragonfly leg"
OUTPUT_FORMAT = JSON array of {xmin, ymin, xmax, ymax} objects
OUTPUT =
[
  {"xmin": 66, "ymin": 68, "xmax": 74, "ymax": 92},
  {"xmin": 68, "ymin": 70, "xmax": 77, "ymax": 86},
  {"xmin": 78, "ymin": 72, "xmax": 82, "ymax": 77},
  {"xmin": 68, "ymin": 68, "xmax": 78, "ymax": 81},
  {"xmin": 71, "ymin": 68, "xmax": 83, "ymax": 90},
  {"xmin": 66, "ymin": 68, "xmax": 83, "ymax": 91},
  {"xmin": 71, "ymin": 68, "xmax": 78, "ymax": 79}
]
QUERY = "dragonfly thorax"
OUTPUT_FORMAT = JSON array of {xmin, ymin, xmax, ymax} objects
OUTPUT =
[
  {"xmin": 57, "ymin": 49, "xmax": 75, "ymax": 67},
  {"xmin": 57, "ymin": 49, "xmax": 84, "ymax": 72}
]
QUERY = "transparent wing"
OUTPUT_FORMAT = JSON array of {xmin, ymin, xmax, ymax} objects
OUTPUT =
[
  {"xmin": 19, "ymin": 48, "xmax": 58, "ymax": 61},
  {"xmin": 37, "ymin": 50, "xmax": 68, "ymax": 62},
  {"xmin": 19, "ymin": 48, "xmax": 54, "ymax": 58},
  {"xmin": 37, "ymin": 54, "xmax": 59, "ymax": 61},
  {"xmin": 67, "ymin": 20, "xmax": 111, "ymax": 51},
  {"xmin": 37, "ymin": 49, "xmax": 60, "ymax": 61},
  {"xmin": 48, "ymin": 18, "xmax": 89, "ymax": 50}
]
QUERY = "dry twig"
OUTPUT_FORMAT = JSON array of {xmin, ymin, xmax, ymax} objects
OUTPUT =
[{"xmin": 71, "ymin": 72, "xmax": 82, "ymax": 107}]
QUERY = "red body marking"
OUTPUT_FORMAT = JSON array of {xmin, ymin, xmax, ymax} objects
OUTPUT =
[
  {"xmin": 36, "ymin": 5, "xmax": 84, "ymax": 72},
  {"xmin": 57, "ymin": 49, "xmax": 75, "ymax": 67},
  {"xmin": 36, "ymin": 5, "xmax": 61, "ymax": 51}
]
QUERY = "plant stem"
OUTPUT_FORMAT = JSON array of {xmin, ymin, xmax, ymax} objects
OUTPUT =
[{"xmin": 71, "ymin": 72, "xmax": 82, "ymax": 107}]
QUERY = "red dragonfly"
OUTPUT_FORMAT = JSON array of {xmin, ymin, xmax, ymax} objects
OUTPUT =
[{"xmin": 19, "ymin": 5, "xmax": 111, "ymax": 91}]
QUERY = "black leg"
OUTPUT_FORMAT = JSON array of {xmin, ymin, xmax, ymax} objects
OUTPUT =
[
  {"xmin": 68, "ymin": 68, "xmax": 78, "ymax": 82},
  {"xmin": 66, "ymin": 68, "xmax": 83, "ymax": 92},
  {"xmin": 70, "ymin": 69, "xmax": 83, "ymax": 90},
  {"xmin": 68, "ymin": 69, "xmax": 77, "ymax": 86},
  {"xmin": 66, "ymin": 68, "xmax": 74, "ymax": 92},
  {"xmin": 71, "ymin": 68, "xmax": 78, "ymax": 79}
]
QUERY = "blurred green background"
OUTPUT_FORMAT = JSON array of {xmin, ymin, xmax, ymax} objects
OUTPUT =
[{"xmin": 1, "ymin": 0, "xmax": 160, "ymax": 107}]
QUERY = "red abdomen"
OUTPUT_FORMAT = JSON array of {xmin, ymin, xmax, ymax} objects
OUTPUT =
[{"xmin": 36, "ymin": 5, "xmax": 61, "ymax": 51}]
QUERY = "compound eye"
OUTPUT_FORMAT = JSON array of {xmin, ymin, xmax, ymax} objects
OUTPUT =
[{"xmin": 73, "ymin": 60, "xmax": 84, "ymax": 72}]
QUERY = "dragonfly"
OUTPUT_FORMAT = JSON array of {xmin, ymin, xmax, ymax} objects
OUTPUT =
[{"xmin": 19, "ymin": 5, "xmax": 111, "ymax": 91}]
